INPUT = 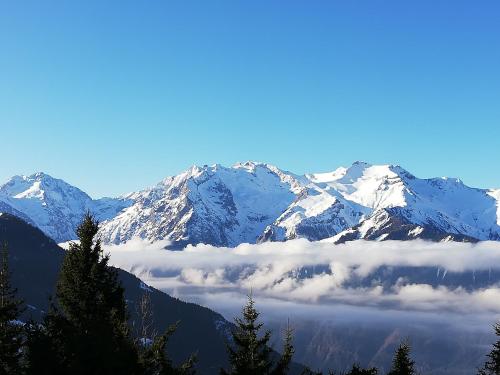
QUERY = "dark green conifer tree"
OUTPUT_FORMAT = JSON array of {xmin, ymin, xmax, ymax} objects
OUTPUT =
[
  {"xmin": 0, "ymin": 243, "xmax": 23, "ymax": 375},
  {"xmin": 271, "ymin": 320, "xmax": 295, "ymax": 375},
  {"xmin": 221, "ymin": 295, "xmax": 295, "ymax": 375},
  {"xmin": 221, "ymin": 294, "xmax": 273, "ymax": 375},
  {"xmin": 137, "ymin": 293, "xmax": 196, "ymax": 375},
  {"xmin": 478, "ymin": 323, "xmax": 500, "ymax": 375},
  {"xmin": 387, "ymin": 341, "xmax": 415, "ymax": 375},
  {"xmin": 26, "ymin": 213, "xmax": 141, "ymax": 374},
  {"xmin": 140, "ymin": 322, "xmax": 196, "ymax": 375}
]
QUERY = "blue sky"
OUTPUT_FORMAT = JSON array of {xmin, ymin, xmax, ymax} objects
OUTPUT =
[{"xmin": 1, "ymin": 1, "xmax": 499, "ymax": 197}]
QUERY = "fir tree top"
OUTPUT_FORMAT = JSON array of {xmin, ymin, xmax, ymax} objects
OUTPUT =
[
  {"xmin": 222, "ymin": 294, "xmax": 273, "ymax": 375},
  {"xmin": 387, "ymin": 341, "xmax": 416, "ymax": 375},
  {"xmin": 51, "ymin": 213, "xmax": 141, "ymax": 374},
  {"xmin": 57, "ymin": 213, "xmax": 126, "ymax": 327}
]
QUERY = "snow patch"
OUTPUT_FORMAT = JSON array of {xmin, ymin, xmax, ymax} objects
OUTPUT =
[{"xmin": 408, "ymin": 227, "xmax": 424, "ymax": 237}]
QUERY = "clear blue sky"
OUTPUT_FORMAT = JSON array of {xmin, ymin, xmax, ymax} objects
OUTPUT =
[{"xmin": 1, "ymin": 1, "xmax": 499, "ymax": 197}]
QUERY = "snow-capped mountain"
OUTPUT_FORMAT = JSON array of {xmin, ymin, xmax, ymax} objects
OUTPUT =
[
  {"xmin": 0, "ymin": 172, "xmax": 130, "ymax": 243},
  {"xmin": 97, "ymin": 162, "xmax": 302, "ymax": 246},
  {"xmin": 1, "ymin": 162, "xmax": 499, "ymax": 246},
  {"xmin": 262, "ymin": 162, "xmax": 500, "ymax": 243}
]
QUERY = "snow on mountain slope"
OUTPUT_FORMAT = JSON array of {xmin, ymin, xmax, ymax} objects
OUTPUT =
[
  {"xmin": 260, "ymin": 162, "xmax": 406, "ymax": 242},
  {"xmin": 310, "ymin": 163, "xmax": 500, "ymax": 242},
  {"xmin": 97, "ymin": 162, "xmax": 300, "ymax": 246},
  {"xmin": 0, "ymin": 173, "xmax": 130, "ymax": 242},
  {"xmin": 258, "ymin": 184, "xmax": 368, "ymax": 242},
  {"xmin": 329, "ymin": 207, "xmax": 480, "ymax": 244},
  {"xmin": 308, "ymin": 162, "xmax": 412, "ymax": 209},
  {"xmin": 1, "ymin": 162, "xmax": 499, "ymax": 246},
  {"xmin": 0, "ymin": 200, "xmax": 36, "ymax": 226},
  {"xmin": 400, "ymin": 176, "xmax": 500, "ymax": 240},
  {"xmin": 488, "ymin": 189, "xmax": 500, "ymax": 226},
  {"xmin": 260, "ymin": 161, "xmax": 500, "ymax": 243}
]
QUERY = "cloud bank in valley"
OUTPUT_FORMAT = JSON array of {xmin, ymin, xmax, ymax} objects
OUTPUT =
[{"xmin": 106, "ymin": 239, "xmax": 500, "ymax": 327}]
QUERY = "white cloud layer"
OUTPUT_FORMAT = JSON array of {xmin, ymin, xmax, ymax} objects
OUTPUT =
[{"xmin": 106, "ymin": 239, "xmax": 500, "ymax": 326}]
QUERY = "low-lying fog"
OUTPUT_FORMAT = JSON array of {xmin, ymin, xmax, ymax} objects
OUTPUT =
[{"xmin": 106, "ymin": 239, "xmax": 500, "ymax": 374}]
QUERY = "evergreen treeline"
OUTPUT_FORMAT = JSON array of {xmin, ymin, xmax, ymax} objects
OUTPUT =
[{"xmin": 0, "ymin": 214, "xmax": 499, "ymax": 374}]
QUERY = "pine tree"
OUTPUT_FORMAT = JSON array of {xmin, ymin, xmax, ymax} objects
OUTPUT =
[
  {"xmin": 221, "ymin": 295, "xmax": 274, "ymax": 375},
  {"xmin": 137, "ymin": 293, "xmax": 196, "ymax": 375},
  {"xmin": 221, "ymin": 295, "xmax": 295, "ymax": 375},
  {"xmin": 387, "ymin": 341, "xmax": 415, "ymax": 375},
  {"xmin": 478, "ymin": 323, "xmax": 500, "ymax": 375},
  {"xmin": 27, "ymin": 213, "xmax": 141, "ymax": 374},
  {"xmin": 0, "ymin": 243, "xmax": 23, "ymax": 375},
  {"xmin": 140, "ymin": 322, "xmax": 196, "ymax": 375},
  {"xmin": 271, "ymin": 320, "xmax": 295, "ymax": 375}
]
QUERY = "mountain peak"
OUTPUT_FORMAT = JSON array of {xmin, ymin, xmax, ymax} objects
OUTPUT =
[
  {"xmin": 233, "ymin": 160, "xmax": 269, "ymax": 171},
  {"xmin": 0, "ymin": 171, "xmax": 128, "ymax": 243},
  {"xmin": 30, "ymin": 171, "xmax": 51, "ymax": 179},
  {"xmin": 5, "ymin": 172, "xmax": 75, "ymax": 190},
  {"xmin": 185, "ymin": 163, "xmax": 232, "ymax": 177},
  {"xmin": 351, "ymin": 160, "xmax": 372, "ymax": 167},
  {"xmin": 308, "ymin": 162, "xmax": 408, "ymax": 184},
  {"xmin": 2, "ymin": 162, "xmax": 500, "ymax": 245}
]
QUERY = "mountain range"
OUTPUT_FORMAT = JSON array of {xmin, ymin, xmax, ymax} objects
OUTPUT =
[{"xmin": 1, "ymin": 162, "xmax": 499, "ymax": 246}]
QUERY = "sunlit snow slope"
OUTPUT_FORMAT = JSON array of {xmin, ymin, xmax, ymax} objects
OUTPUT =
[{"xmin": 1, "ymin": 162, "xmax": 499, "ymax": 246}]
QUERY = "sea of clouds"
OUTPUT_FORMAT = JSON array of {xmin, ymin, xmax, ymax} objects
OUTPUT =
[{"xmin": 105, "ymin": 239, "xmax": 500, "ymax": 329}]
